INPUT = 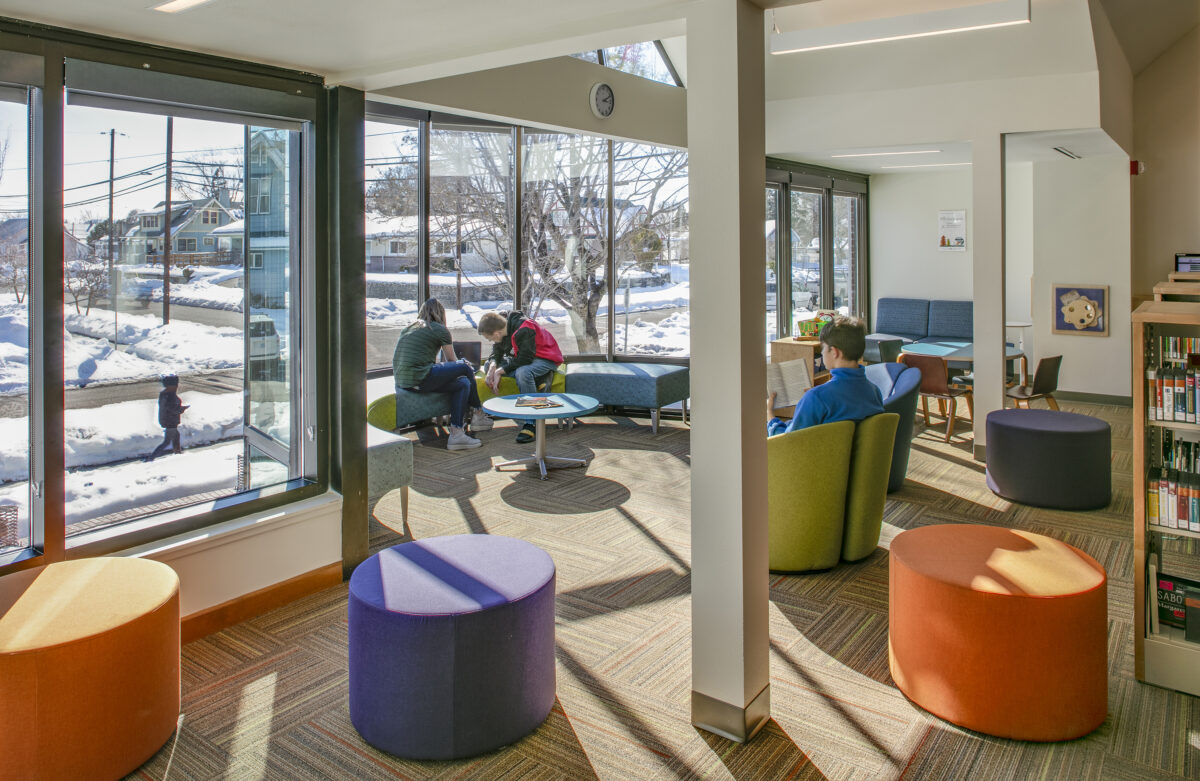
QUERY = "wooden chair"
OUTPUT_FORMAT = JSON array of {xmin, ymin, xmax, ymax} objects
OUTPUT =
[
  {"xmin": 1006, "ymin": 355, "xmax": 1062, "ymax": 410},
  {"xmin": 900, "ymin": 352, "xmax": 973, "ymax": 442}
]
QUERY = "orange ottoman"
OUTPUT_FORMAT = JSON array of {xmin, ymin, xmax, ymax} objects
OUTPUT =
[
  {"xmin": 0, "ymin": 557, "xmax": 180, "ymax": 780},
  {"xmin": 888, "ymin": 524, "xmax": 1106, "ymax": 741}
]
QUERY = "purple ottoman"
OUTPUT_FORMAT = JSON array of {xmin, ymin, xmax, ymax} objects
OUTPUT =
[{"xmin": 349, "ymin": 535, "xmax": 556, "ymax": 759}]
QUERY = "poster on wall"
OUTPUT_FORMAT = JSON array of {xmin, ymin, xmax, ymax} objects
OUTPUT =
[
  {"xmin": 938, "ymin": 209, "xmax": 966, "ymax": 251},
  {"xmin": 1052, "ymin": 284, "xmax": 1109, "ymax": 336}
]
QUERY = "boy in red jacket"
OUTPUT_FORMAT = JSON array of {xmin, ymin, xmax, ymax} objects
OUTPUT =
[{"xmin": 478, "ymin": 310, "xmax": 563, "ymax": 443}]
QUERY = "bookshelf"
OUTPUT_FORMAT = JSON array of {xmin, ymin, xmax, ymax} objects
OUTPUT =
[{"xmin": 1133, "ymin": 301, "xmax": 1200, "ymax": 696}]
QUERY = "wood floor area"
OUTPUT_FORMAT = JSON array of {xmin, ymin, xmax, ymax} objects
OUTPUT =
[{"xmin": 131, "ymin": 403, "xmax": 1200, "ymax": 780}]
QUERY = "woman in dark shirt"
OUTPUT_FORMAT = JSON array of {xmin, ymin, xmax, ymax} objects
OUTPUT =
[{"xmin": 392, "ymin": 298, "xmax": 490, "ymax": 450}]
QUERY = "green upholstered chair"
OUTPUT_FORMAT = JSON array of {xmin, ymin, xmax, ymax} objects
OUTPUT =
[
  {"xmin": 842, "ymin": 412, "xmax": 900, "ymax": 562},
  {"xmin": 768, "ymin": 420, "xmax": 855, "ymax": 573},
  {"xmin": 475, "ymin": 367, "xmax": 566, "ymax": 402}
]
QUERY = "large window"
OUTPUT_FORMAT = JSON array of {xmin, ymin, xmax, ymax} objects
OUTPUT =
[
  {"xmin": 365, "ymin": 108, "xmax": 690, "ymax": 373},
  {"xmin": 765, "ymin": 161, "xmax": 867, "ymax": 340},
  {"xmin": 57, "ymin": 93, "xmax": 310, "ymax": 540},
  {"xmin": 0, "ymin": 83, "xmax": 32, "ymax": 555},
  {"xmin": 611, "ymin": 142, "xmax": 688, "ymax": 357}
]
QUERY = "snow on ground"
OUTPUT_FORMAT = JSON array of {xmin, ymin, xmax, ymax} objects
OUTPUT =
[
  {"xmin": 0, "ymin": 390, "xmax": 242, "ymax": 482},
  {"xmin": 609, "ymin": 311, "xmax": 690, "ymax": 356},
  {"xmin": 0, "ymin": 299, "xmax": 246, "ymax": 393},
  {"xmin": 144, "ymin": 278, "xmax": 244, "ymax": 310}
]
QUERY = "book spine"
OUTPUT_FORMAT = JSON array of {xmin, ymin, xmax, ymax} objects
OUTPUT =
[
  {"xmin": 1178, "ymin": 473, "xmax": 1189, "ymax": 529},
  {"xmin": 1189, "ymin": 371, "xmax": 1197, "ymax": 423},
  {"xmin": 1160, "ymin": 468, "xmax": 1171, "ymax": 527},
  {"xmin": 1148, "ymin": 467, "xmax": 1161, "ymax": 527},
  {"xmin": 1193, "ymin": 475, "xmax": 1200, "ymax": 533},
  {"xmin": 1177, "ymin": 370, "xmax": 1187, "ymax": 421},
  {"xmin": 1164, "ymin": 369, "xmax": 1175, "ymax": 422},
  {"xmin": 1147, "ymin": 369, "xmax": 1157, "ymax": 420},
  {"xmin": 1159, "ymin": 366, "xmax": 1166, "ymax": 419},
  {"xmin": 1169, "ymin": 470, "xmax": 1179, "ymax": 529}
]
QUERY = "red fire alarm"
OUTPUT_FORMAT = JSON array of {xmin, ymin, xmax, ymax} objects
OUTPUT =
[{"xmin": 1131, "ymin": 160, "xmax": 1146, "ymax": 175}]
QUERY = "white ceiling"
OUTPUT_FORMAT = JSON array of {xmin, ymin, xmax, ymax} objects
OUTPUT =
[
  {"xmin": 0, "ymin": 0, "xmax": 690, "ymax": 87},
  {"xmin": 1097, "ymin": 0, "xmax": 1200, "ymax": 74},
  {"xmin": 779, "ymin": 128, "xmax": 1124, "ymax": 175}
]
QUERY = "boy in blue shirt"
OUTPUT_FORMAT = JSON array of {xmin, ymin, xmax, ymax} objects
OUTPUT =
[{"xmin": 767, "ymin": 316, "xmax": 883, "ymax": 436}]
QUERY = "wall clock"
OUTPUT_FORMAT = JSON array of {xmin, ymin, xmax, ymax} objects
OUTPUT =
[{"xmin": 589, "ymin": 82, "xmax": 614, "ymax": 119}]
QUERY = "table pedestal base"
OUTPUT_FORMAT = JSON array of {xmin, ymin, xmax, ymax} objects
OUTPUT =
[{"xmin": 494, "ymin": 419, "xmax": 588, "ymax": 480}]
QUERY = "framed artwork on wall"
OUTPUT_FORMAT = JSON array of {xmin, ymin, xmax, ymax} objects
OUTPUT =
[
  {"xmin": 1052, "ymin": 284, "xmax": 1109, "ymax": 336},
  {"xmin": 938, "ymin": 209, "xmax": 966, "ymax": 251}
]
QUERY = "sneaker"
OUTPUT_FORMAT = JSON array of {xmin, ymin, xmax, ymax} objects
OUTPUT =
[
  {"xmin": 469, "ymin": 408, "xmax": 494, "ymax": 432},
  {"xmin": 515, "ymin": 423, "xmax": 536, "ymax": 444},
  {"xmin": 447, "ymin": 426, "xmax": 482, "ymax": 450}
]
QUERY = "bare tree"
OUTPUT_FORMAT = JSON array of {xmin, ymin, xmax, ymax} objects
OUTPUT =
[
  {"xmin": 0, "ymin": 242, "xmax": 27, "ymax": 303},
  {"xmin": 174, "ymin": 152, "xmax": 244, "ymax": 204},
  {"xmin": 367, "ymin": 131, "xmax": 687, "ymax": 353},
  {"xmin": 64, "ymin": 259, "xmax": 109, "ymax": 315}
]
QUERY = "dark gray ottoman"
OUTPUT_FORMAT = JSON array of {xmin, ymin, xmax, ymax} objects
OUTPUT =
[
  {"xmin": 565, "ymin": 362, "xmax": 689, "ymax": 432},
  {"xmin": 349, "ymin": 535, "xmax": 556, "ymax": 759},
  {"xmin": 985, "ymin": 409, "xmax": 1111, "ymax": 510}
]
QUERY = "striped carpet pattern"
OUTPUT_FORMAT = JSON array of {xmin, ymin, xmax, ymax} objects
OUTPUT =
[{"xmin": 128, "ymin": 404, "xmax": 1200, "ymax": 780}]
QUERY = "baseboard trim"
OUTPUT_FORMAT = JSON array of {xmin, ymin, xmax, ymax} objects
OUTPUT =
[
  {"xmin": 691, "ymin": 683, "xmax": 770, "ymax": 743},
  {"xmin": 1055, "ymin": 391, "xmax": 1133, "ymax": 407},
  {"xmin": 180, "ymin": 562, "xmax": 343, "ymax": 644}
]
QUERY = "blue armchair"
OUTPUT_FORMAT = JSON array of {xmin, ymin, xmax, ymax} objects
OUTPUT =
[{"xmin": 865, "ymin": 362, "xmax": 922, "ymax": 493}]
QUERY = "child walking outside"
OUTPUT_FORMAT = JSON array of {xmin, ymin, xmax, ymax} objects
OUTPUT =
[
  {"xmin": 478, "ymin": 310, "xmax": 564, "ymax": 443},
  {"xmin": 146, "ymin": 373, "xmax": 190, "ymax": 462}
]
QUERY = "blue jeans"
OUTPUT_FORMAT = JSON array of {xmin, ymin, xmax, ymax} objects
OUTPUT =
[
  {"xmin": 513, "ymin": 357, "xmax": 560, "ymax": 426},
  {"xmin": 412, "ymin": 362, "xmax": 481, "ymax": 428}
]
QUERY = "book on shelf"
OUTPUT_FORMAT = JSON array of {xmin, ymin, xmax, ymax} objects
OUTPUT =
[
  {"xmin": 766, "ymin": 357, "xmax": 812, "ymax": 409},
  {"xmin": 514, "ymin": 396, "xmax": 562, "ymax": 409},
  {"xmin": 1155, "ymin": 573, "xmax": 1200, "ymax": 632}
]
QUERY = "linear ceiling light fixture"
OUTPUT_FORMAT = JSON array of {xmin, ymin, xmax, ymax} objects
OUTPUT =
[
  {"xmin": 831, "ymin": 149, "xmax": 942, "ymax": 158},
  {"xmin": 771, "ymin": 0, "xmax": 1030, "ymax": 55},
  {"xmin": 151, "ymin": 0, "xmax": 216, "ymax": 13},
  {"xmin": 1053, "ymin": 146, "xmax": 1081, "ymax": 159},
  {"xmin": 880, "ymin": 162, "xmax": 972, "ymax": 169}
]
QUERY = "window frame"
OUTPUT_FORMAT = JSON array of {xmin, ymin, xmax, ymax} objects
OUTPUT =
[
  {"xmin": 764, "ymin": 159, "xmax": 869, "ymax": 336},
  {"xmin": 0, "ymin": 20, "xmax": 331, "ymax": 575}
]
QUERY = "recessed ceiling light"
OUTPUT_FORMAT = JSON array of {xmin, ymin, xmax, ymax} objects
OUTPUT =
[
  {"xmin": 772, "ymin": 0, "xmax": 1030, "ymax": 55},
  {"xmin": 880, "ymin": 162, "xmax": 972, "ymax": 169},
  {"xmin": 151, "ymin": 0, "xmax": 216, "ymax": 13},
  {"xmin": 831, "ymin": 150, "xmax": 942, "ymax": 158}
]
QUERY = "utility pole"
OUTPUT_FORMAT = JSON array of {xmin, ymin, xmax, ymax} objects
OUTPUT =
[
  {"xmin": 103, "ymin": 128, "xmax": 121, "ymax": 346},
  {"xmin": 162, "ymin": 117, "xmax": 172, "ymax": 325}
]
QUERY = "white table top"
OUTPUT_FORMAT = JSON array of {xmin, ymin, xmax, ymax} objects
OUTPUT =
[
  {"xmin": 901, "ymin": 340, "xmax": 1024, "ymax": 361},
  {"xmin": 482, "ymin": 392, "xmax": 599, "ymax": 420}
]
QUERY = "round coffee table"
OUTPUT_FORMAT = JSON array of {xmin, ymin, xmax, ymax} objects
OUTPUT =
[{"xmin": 482, "ymin": 392, "xmax": 599, "ymax": 479}]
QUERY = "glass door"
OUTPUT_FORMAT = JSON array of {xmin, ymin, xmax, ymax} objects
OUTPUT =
[
  {"xmin": 833, "ymin": 192, "xmax": 861, "ymax": 315},
  {"xmin": 243, "ymin": 125, "xmax": 299, "ymax": 488},
  {"xmin": 790, "ymin": 187, "xmax": 822, "ymax": 324}
]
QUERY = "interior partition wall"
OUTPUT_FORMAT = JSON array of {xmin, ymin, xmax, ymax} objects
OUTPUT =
[
  {"xmin": 765, "ymin": 159, "xmax": 868, "ymax": 342},
  {"xmin": 365, "ymin": 101, "xmax": 690, "ymax": 374},
  {"xmin": 0, "ymin": 20, "xmax": 334, "ymax": 577}
]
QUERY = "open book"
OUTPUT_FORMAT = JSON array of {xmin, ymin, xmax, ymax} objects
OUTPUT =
[
  {"xmin": 515, "ymin": 396, "xmax": 563, "ymax": 409},
  {"xmin": 767, "ymin": 358, "xmax": 812, "ymax": 409}
]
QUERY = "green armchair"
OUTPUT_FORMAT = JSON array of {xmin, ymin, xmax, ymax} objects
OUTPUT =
[
  {"xmin": 768, "ymin": 420, "xmax": 855, "ymax": 573},
  {"xmin": 843, "ymin": 412, "xmax": 900, "ymax": 561},
  {"xmin": 768, "ymin": 412, "xmax": 900, "ymax": 573}
]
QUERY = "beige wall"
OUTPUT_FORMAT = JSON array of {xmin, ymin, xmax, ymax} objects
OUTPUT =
[
  {"xmin": 1031, "ymin": 155, "xmax": 1132, "ymax": 396},
  {"xmin": 1132, "ymin": 26, "xmax": 1200, "ymax": 296}
]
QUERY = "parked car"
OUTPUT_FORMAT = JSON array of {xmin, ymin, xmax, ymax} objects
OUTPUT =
[{"xmin": 249, "ymin": 314, "xmax": 282, "ymax": 379}]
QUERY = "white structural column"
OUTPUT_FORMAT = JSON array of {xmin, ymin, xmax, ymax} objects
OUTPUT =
[
  {"xmin": 971, "ymin": 135, "xmax": 1006, "ymax": 460},
  {"xmin": 687, "ymin": 0, "xmax": 770, "ymax": 743}
]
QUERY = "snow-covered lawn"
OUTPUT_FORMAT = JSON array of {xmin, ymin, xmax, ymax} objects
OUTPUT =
[{"xmin": 0, "ymin": 390, "xmax": 242, "ymax": 483}]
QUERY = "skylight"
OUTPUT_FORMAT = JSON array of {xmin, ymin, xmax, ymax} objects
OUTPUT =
[{"xmin": 570, "ymin": 41, "xmax": 681, "ymax": 87}]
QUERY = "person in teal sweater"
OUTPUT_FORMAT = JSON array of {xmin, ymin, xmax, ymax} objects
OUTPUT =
[{"xmin": 767, "ymin": 316, "xmax": 883, "ymax": 436}]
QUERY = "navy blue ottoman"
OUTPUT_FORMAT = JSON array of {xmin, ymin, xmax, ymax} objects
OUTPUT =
[
  {"xmin": 349, "ymin": 535, "xmax": 556, "ymax": 759},
  {"xmin": 985, "ymin": 409, "xmax": 1111, "ymax": 510}
]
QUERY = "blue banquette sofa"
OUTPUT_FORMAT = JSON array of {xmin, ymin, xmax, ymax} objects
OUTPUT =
[{"xmin": 864, "ymin": 298, "xmax": 972, "ymax": 363}]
